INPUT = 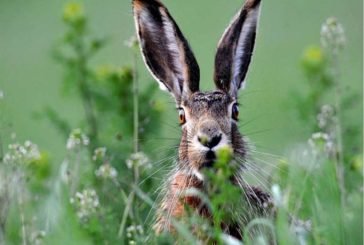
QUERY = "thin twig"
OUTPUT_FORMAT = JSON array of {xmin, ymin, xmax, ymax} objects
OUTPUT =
[
  {"xmin": 0, "ymin": 135, "xmax": 3, "ymax": 162},
  {"xmin": 133, "ymin": 49, "xmax": 139, "ymax": 153},
  {"xmin": 118, "ymin": 43, "xmax": 140, "ymax": 238},
  {"xmin": 75, "ymin": 37, "xmax": 98, "ymax": 153},
  {"xmin": 331, "ymin": 53, "xmax": 346, "ymax": 208},
  {"xmin": 17, "ymin": 183, "xmax": 27, "ymax": 245},
  {"xmin": 117, "ymin": 191, "xmax": 135, "ymax": 238}
]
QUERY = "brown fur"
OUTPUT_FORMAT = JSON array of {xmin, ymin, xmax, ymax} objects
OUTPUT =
[
  {"xmin": 132, "ymin": 0, "xmax": 272, "ymax": 241},
  {"xmin": 153, "ymin": 91, "xmax": 272, "ymax": 239}
]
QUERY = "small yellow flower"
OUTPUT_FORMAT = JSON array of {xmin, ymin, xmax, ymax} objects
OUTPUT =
[
  {"xmin": 95, "ymin": 64, "xmax": 114, "ymax": 81},
  {"xmin": 63, "ymin": 2, "xmax": 85, "ymax": 24},
  {"xmin": 302, "ymin": 45, "xmax": 325, "ymax": 71},
  {"xmin": 216, "ymin": 146, "xmax": 233, "ymax": 166},
  {"xmin": 303, "ymin": 46, "xmax": 323, "ymax": 64},
  {"xmin": 305, "ymin": 46, "xmax": 323, "ymax": 63}
]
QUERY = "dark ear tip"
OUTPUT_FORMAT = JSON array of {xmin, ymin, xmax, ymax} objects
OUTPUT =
[
  {"xmin": 244, "ymin": 0, "xmax": 261, "ymax": 9},
  {"xmin": 132, "ymin": 0, "xmax": 142, "ymax": 11},
  {"xmin": 132, "ymin": 0, "xmax": 154, "ymax": 9},
  {"xmin": 132, "ymin": 0, "xmax": 152, "ymax": 3},
  {"xmin": 132, "ymin": 0, "xmax": 163, "ymax": 12},
  {"xmin": 132, "ymin": 0, "xmax": 159, "ymax": 5}
]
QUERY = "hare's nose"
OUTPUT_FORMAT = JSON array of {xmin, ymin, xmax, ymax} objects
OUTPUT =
[{"xmin": 198, "ymin": 134, "xmax": 222, "ymax": 149}]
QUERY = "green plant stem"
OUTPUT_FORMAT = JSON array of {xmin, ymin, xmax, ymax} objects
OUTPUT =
[
  {"xmin": 70, "ymin": 150, "xmax": 81, "ymax": 195},
  {"xmin": 330, "ymin": 55, "xmax": 346, "ymax": 245},
  {"xmin": 132, "ymin": 51, "xmax": 139, "ymax": 153},
  {"xmin": 118, "ymin": 191, "xmax": 135, "ymax": 238},
  {"xmin": 118, "ymin": 48, "xmax": 140, "ymax": 239},
  {"xmin": 0, "ymin": 135, "xmax": 3, "ymax": 162},
  {"xmin": 117, "ymin": 165, "xmax": 140, "ymax": 239},
  {"xmin": 17, "ymin": 188, "xmax": 27, "ymax": 245},
  {"xmin": 0, "ymin": 185, "xmax": 8, "ymax": 245},
  {"xmin": 75, "ymin": 38, "xmax": 98, "ymax": 152},
  {"xmin": 331, "ymin": 54, "xmax": 346, "ymax": 208}
]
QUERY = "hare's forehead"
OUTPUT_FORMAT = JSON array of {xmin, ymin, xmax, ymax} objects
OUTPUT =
[{"xmin": 183, "ymin": 91, "xmax": 233, "ymax": 113}]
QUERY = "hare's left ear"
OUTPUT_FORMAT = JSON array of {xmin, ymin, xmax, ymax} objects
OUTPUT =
[
  {"xmin": 214, "ymin": 0, "xmax": 261, "ymax": 98},
  {"xmin": 132, "ymin": 0, "xmax": 200, "ymax": 103}
]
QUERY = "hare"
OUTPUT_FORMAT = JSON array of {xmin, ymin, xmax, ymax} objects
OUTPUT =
[{"xmin": 132, "ymin": 0, "xmax": 272, "ymax": 240}]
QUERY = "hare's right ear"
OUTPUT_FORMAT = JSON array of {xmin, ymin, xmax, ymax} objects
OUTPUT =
[
  {"xmin": 132, "ymin": 0, "xmax": 200, "ymax": 103},
  {"xmin": 214, "ymin": 0, "xmax": 261, "ymax": 98}
]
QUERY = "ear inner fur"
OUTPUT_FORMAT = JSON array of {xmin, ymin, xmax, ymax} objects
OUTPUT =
[
  {"xmin": 132, "ymin": 0, "xmax": 200, "ymax": 103},
  {"xmin": 214, "ymin": 0, "xmax": 261, "ymax": 97}
]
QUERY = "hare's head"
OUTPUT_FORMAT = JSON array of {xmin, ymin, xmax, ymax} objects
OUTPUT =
[{"xmin": 133, "ymin": 0, "xmax": 261, "ymax": 171}]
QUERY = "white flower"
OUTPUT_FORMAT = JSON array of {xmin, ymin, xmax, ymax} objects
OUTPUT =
[
  {"xmin": 0, "ymin": 90, "xmax": 4, "ymax": 99},
  {"xmin": 92, "ymin": 147, "xmax": 106, "ymax": 161},
  {"xmin": 320, "ymin": 17, "xmax": 346, "ymax": 54},
  {"xmin": 24, "ymin": 140, "xmax": 41, "ymax": 159},
  {"xmin": 71, "ymin": 189, "xmax": 99, "ymax": 221},
  {"xmin": 126, "ymin": 225, "xmax": 144, "ymax": 243},
  {"xmin": 308, "ymin": 132, "xmax": 335, "ymax": 156},
  {"xmin": 125, "ymin": 152, "xmax": 151, "ymax": 170},
  {"xmin": 4, "ymin": 141, "xmax": 41, "ymax": 164},
  {"xmin": 95, "ymin": 163, "xmax": 118, "ymax": 179},
  {"xmin": 317, "ymin": 104, "xmax": 335, "ymax": 130},
  {"xmin": 66, "ymin": 128, "xmax": 89, "ymax": 150}
]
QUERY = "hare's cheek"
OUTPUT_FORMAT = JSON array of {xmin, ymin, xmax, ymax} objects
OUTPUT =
[
  {"xmin": 188, "ymin": 150, "xmax": 203, "ymax": 169},
  {"xmin": 187, "ymin": 140, "xmax": 207, "ymax": 160},
  {"xmin": 184, "ymin": 123, "xmax": 199, "ymax": 139}
]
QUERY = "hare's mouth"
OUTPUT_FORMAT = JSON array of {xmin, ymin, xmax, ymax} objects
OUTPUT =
[{"xmin": 201, "ymin": 150, "xmax": 216, "ymax": 169}]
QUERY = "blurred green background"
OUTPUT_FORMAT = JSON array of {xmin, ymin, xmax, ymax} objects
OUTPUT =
[
  {"xmin": 0, "ymin": 0, "xmax": 362, "ymax": 161},
  {"xmin": 0, "ymin": 1, "xmax": 362, "ymax": 244}
]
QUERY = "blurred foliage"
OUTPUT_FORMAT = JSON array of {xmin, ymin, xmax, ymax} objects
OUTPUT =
[
  {"xmin": 0, "ymin": 3, "xmax": 362, "ymax": 245},
  {"xmin": 272, "ymin": 17, "xmax": 363, "ymax": 245}
]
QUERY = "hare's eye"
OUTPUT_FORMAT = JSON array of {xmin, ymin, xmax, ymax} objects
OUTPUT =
[
  {"xmin": 178, "ymin": 108, "xmax": 186, "ymax": 125},
  {"xmin": 232, "ymin": 103, "xmax": 239, "ymax": 120}
]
